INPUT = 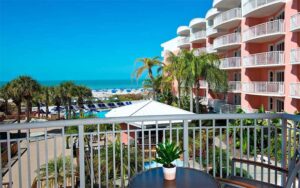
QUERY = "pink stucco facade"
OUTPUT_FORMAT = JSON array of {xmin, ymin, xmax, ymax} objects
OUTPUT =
[{"xmin": 161, "ymin": 0, "xmax": 300, "ymax": 113}]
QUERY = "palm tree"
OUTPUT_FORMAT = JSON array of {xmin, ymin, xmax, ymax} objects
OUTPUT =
[
  {"xmin": 59, "ymin": 82, "xmax": 76, "ymax": 119},
  {"xmin": 35, "ymin": 156, "xmax": 75, "ymax": 187},
  {"xmin": 73, "ymin": 85, "xmax": 92, "ymax": 117},
  {"xmin": 165, "ymin": 51, "xmax": 189, "ymax": 108},
  {"xmin": 49, "ymin": 86, "xmax": 62, "ymax": 120},
  {"xmin": 195, "ymin": 53, "xmax": 227, "ymax": 113},
  {"xmin": 0, "ymin": 84, "xmax": 10, "ymax": 115},
  {"xmin": 7, "ymin": 78, "xmax": 25, "ymax": 123},
  {"xmin": 133, "ymin": 57, "xmax": 162, "ymax": 99},
  {"xmin": 17, "ymin": 76, "xmax": 41, "ymax": 122},
  {"xmin": 41, "ymin": 86, "xmax": 50, "ymax": 119}
]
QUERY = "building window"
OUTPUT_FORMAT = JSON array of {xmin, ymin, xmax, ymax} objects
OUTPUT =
[
  {"xmin": 276, "ymin": 99, "xmax": 284, "ymax": 112},
  {"xmin": 269, "ymin": 97, "xmax": 273, "ymax": 111}
]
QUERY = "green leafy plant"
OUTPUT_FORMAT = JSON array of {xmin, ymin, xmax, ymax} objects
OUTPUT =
[{"xmin": 155, "ymin": 141, "xmax": 183, "ymax": 168}]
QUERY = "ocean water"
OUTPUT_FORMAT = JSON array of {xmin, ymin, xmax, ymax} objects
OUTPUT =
[{"xmin": 0, "ymin": 80, "xmax": 143, "ymax": 90}]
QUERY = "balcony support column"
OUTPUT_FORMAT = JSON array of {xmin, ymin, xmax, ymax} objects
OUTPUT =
[
  {"xmin": 78, "ymin": 124, "xmax": 85, "ymax": 188},
  {"xmin": 183, "ymin": 120, "xmax": 189, "ymax": 167},
  {"xmin": 281, "ymin": 118, "xmax": 287, "ymax": 186}
]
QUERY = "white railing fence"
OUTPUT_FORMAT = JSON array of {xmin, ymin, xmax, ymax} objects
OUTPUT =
[
  {"xmin": 190, "ymin": 31, "xmax": 206, "ymax": 41},
  {"xmin": 243, "ymin": 0, "xmax": 284, "ymax": 16},
  {"xmin": 214, "ymin": 8, "xmax": 242, "ymax": 27},
  {"xmin": 177, "ymin": 37, "xmax": 190, "ymax": 46},
  {"xmin": 242, "ymin": 82, "xmax": 284, "ymax": 95},
  {"xmin": 214, "ymin": 33, "xmax": 241, "ymax": 49},
  {"xmin": 243, "ymin": 51, "xmax": 284, "ymax": 67},
  {"xmin": 220, "ymin": 57, "xmax": 241, "ymax": 69},
  {"xmin": 1, "ymin": 114, "xmax": 300, "ymax": 187},
  {"xmin": 228, "ymin": 81, "xmax": 241, "ymax": 92},
  {"xmin": 243, "ymin": 19, "xmax": 284, "ymax": 41},
  {"xmin": 290, "ymin": 12, "xmax": 300, "ymax": 31},
  {"xmin": 290, "ymin": 83, "xmax": 300, "ymax": 98},
  {"xmin": 291, "ymin": 48, "xmax": 300, "ymax": 64},
  {"xmin": 193, "ymin": 48, "xmax": 207, "ymax": 56}
]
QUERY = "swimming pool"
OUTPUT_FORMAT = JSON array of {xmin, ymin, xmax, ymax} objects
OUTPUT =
[{"xmin": 96, "ymin": 110, "xmax": 110, "ymax": 118}]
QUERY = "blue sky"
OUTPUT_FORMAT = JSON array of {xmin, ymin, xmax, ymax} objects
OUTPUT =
[{"xmin": 0, "ymin": 0, "xmax": 212, "ymax": 81}]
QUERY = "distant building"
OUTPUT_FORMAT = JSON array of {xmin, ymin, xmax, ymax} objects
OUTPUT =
[{"xmin": 161, "ymin": 0, "xmax": 300, "ymax": 114}]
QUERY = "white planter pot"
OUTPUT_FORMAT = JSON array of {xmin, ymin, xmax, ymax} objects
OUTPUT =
[{"xmin": 163, "ymin": 166, "xmax": 176, "ymax": 180}]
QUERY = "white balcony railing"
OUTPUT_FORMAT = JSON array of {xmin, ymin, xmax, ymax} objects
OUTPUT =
[
  {"xmin": 228, "ymin": 81, "xmax": 241, "ymax": 92},
  {"xmin": 219, "ymin": 57, "xmax": 241, "ymax": 69},
  {"xmin": 290, "ymin": 83, "xmax": 300, "ymax": 98},
  {"xmin": 190, "ymin": 31, "xmax": 206, "ymax": 42},
  {"xmin": 214, "ymin": 32, "xmax": 241, "ymax": 49},
  {"xmin": 214, "ymin": 8, "xmax": 242, "ymax": 27},
  {"xmin": 207, "ymin": 44, "xmax": 216, "ymax": 53},
  {"xmin": 243, "ymin": 51, "xmax": 284, "ymax": 67},
  {"xmin": 243, "ymin": 0, "xmax": 285, "ymax": 17},
  {"xmin": 206, "ymin": 27, "xmax": 218, "ymax": 36},
  {"xmin": 242, "ymin": 81, "xmax": 284, "ymax": 95},
  {"xmin": 1, "ymin": 114, "xmax": 300, "ymax": 187},
  {"xmin": 193, "ymin": 48, "xmax": 207, "ymax": 56},
  {"xmin": 243, "ymin": 19, "xmax": 284, "ymax": 42},
  {"xmin": 291, "ymin": 48, "xmax": 300, "ymax": 64},
  {"xmin": 177, "ymin": 37, "xmax": 190, "ymax": 47},
  {"xmin": 291, "ymin": 13, "xmax": 300, "ymax": 31}
]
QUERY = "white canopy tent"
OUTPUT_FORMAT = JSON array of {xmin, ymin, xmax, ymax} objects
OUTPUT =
[{"xmin": 105, "ymin": 100, "xmax": 194, "ymax": 127}]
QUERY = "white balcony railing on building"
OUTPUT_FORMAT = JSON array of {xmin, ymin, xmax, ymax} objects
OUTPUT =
[
  {"xmin": 243, "ymin": 51, "xmax": 285, "ymax": 67},
  {"xmin": 243, "ymin": 0, "xmax": 285, "ymax": 17},
  {"xmin": 214, "ymin": 8, "xmax": 242, "ymax": 27},
  {"xmin": 193, "ymin": 48, "xmax": 207, "ymax": 56},
  {"xmin": 177, "ymin": 37, "xmax": 190, "ymax": 47},
  {"xmin": 206, "ymin": 27, "xmax": 218, "ymax": 36},
  {"xmin": 242, "ymin": 81, "xmax": 284, "ymax": 95},
  {"xmin": 228, "ymin": 81, "xmax": 241, "ymax": 92},
  {"xmin": 291, "ymin": 13, "xmax": 300, "ymax": 31},
  {"xmin": 190, "ymin": 31, "xmax": 206, "ymax": 42},
  {"xmin": 1, "ymin": 114, "xmax": 300, "ymax": 187},
  {"xmin": 243, "ymin": 19, "xmax": 284, "ymax": 42},
  {"xmin": 290, "ymin": 83, "xmax": 300, "ymax": 98},
  {"xmin": 291, "ymin": 48, "xmax": 300, "ymax": 64},
  {"xmin": 207, "ymin": 44, "xmax": 216, "ymax": 53},
  {"xmin": 214, "ymin": 33, "xmax": 241, "ymax": 49},
  {"xmin": 220, "ymin": 57, "xmax": 241, "ymax": 69}
]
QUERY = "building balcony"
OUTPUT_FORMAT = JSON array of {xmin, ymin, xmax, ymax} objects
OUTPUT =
[
  {"xmin": 228, "ymin": 81, "xmax": 241, "ymax": 92},
  {"xmin": 193, "ymin": 48, "xmax": 207, "ymax": 56},
  {"xmin": 1, "ymin": 113, "xmax": 300, "ymax": 187},
  {"xmin": 177, "ymin": 26, "xmax": 190, "ymax": 36},
  {"xmin": 213, "ymin": 0, "xmax": 241, "ymax": 9},
  {"xmin": 291, "ymin": 13, "xmax": 300, "ymax": 32},
  {"xmin": 220, "ymin": 104, "xmax": 241, "ymax": 113},
  {"xmin": 219, "ymin": 57, "xmax": 241, "ymax": 69},
  {"xmin": 205, "ymin": 8, "xmax": 220, "ymax": 20},
  {"xmin": 243, "ymin": 0, "xmax": 286, "ymax": 18},
  {"xmin": 214, "ymin": 8, "xmax": 242, "ymax": 30},
  {"xmin": 290, "ymin": 83, "xmax": 300, "ymax": 99},
  {"xmin": 291, "ymin": 48, "xmax": 300, "ymax": 65},
  {"xmin": 206, "ymin": 27, "xmax": 225, "ymax": 38},
  {"xmin": 207, "ymin": 44, "xmax": 217, "ymax": 54},
  {"xmin": 213, "ymin": 32, "xmax": 241, "ymax": 51},
  {"xmin": 243, "ymin": 51, "xmax": 284, "ymax": 68},
  {"xmin": 177, "ymin": 37, "xmax": 190, "ymax": 48},
  {"xmin": 190, "ymin": 31, "xmax": 207, "ymax": 43},
  {"xmin": 242, "ymin": 81, "xmax": 284, "ymax": 96},
  {"xmin": 243, "ymin": 19, "xmax": 285, "ymax": 43}
]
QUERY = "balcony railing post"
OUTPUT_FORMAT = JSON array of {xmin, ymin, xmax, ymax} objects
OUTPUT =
[
  {"xmin": 78, "ymin": 124, "xmax": 85, "ymax": 188},
  {"xmin": 183, "ymin": 120, "xmax": 189, "ymax": 167},
  {"xmin": 281, "ymin": 118, "xmax": 287, "ymax": 186}
]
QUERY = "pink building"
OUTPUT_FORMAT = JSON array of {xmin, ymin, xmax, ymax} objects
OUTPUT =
[{"xmin": 161, "ymin": 0, "xmax": 300, "ymax": 114}]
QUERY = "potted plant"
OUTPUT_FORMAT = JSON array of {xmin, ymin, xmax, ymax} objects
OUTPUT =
[{"xmin": 155, "ymin": 141, "xmax": 183, "ymax": 180}]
